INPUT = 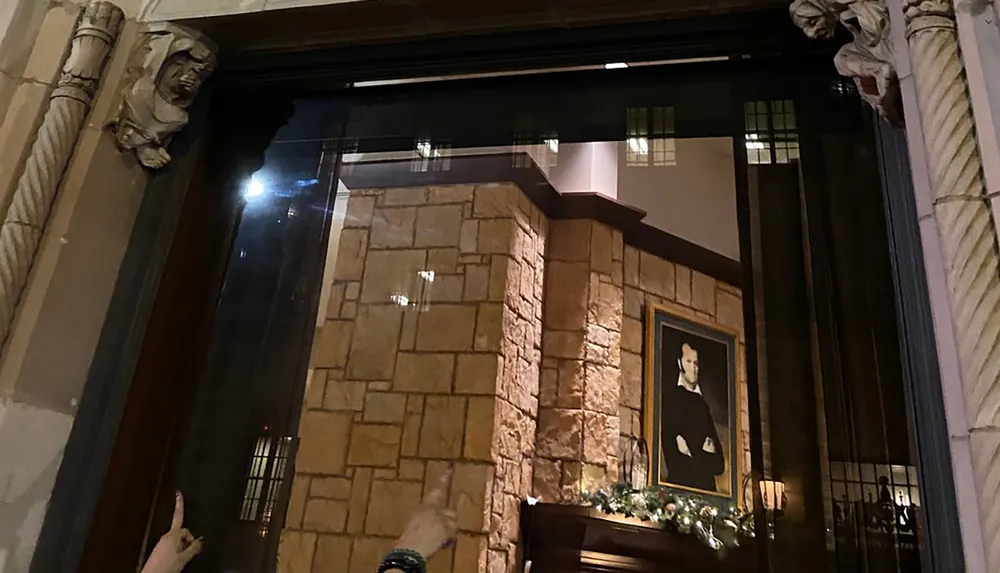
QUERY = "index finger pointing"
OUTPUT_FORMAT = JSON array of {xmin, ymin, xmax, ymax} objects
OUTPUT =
[
  {"xmin": 425, "ymin": 464, "xmax": 454, "ymax": 507},
  {"xmin": 172, "ymin": 492, "xmax": 185, "ymax": 532}
]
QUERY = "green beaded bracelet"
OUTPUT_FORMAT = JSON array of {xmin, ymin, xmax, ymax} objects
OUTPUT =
[{"xmin": 377, "ymin": 548, "xmax": 427, "ymax": 573}]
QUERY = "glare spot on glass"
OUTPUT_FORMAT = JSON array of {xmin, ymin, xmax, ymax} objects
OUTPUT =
[
  {"xmin": 418, "ymin": 270, "xmax": 436, "ymax": 282},
  {"xmin": 745, "ymin": 133, "xmax": 766, "ymax": 150},
  {"xmin": 295, "ymin": 178, "xmax": 320, "ymax": 187},
  {"xmin": 239, "ymin": 249, "xmax": 247, "ymax": 259},
  {"xmin": 391, "ymin": 294, "xmax": 410, "ymax": 306},
  {"xmin": 605, "ymin": 62, "xmax": 629, "ymax": 69},
  {"xmin": 416, "ymin": 141, "xmax": 442, "ymax": 158},
  {"xmin": 244, "ymin": 175, "xmax": 265, "ymax": 199},
  {"xmin": 287, "ymin": 205, "xmax": 298, "ymax": 218},
  {"xmin": 545, "ymin": 138, "xmax": 559, "ymax": 154},
  {"xmin": 627, "ymin": 137, "xmax": 649, "ymax": 155}
]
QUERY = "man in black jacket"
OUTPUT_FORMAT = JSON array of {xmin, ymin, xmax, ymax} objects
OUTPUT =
[{"xmin": 661, "ymin": 342, "xmax": 725, "ymax": 492}]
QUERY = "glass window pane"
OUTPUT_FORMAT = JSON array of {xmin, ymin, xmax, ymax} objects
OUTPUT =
[
  {"xmin": 830, "ymin": 461, "xmax": 844, "ymax": 481},
  {"xmin": 891, "ymin": 464, "xmax": 908, "ymax": 485},
  {"xmin": 861, "ymin": 464, "xmax": 876, "ymax": 483}
]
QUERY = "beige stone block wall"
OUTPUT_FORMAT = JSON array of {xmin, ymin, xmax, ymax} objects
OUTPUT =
[
  {"xmin": 281, "ymin": 183, "xmax": 546, "ymax": 573},
  {"xmin": 620, "ymin": 246, "xmax": 752, "ymax": 500},
  {"xmin": 0, "ymin": 1, "xmax": 153, "ymax": 571},
  {"xmin": 534, "ymin": 219, "xmax": 623, "ymax": 502}
]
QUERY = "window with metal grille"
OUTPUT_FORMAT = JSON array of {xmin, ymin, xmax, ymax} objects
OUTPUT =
[
  {"xmin": 744, "ymin": 100, "xmax": 799, "ymax": 165},
  {"xmin": 626, "ymin": 106, "xmax": 676, "ymax": 167},
  {"xmin": 829, "ymin": 461, "xmax": 920, "ymax": 545},
  {"xmin": 411, "ymin": 138, "xmax": 452, "ymax": 172},
  {"xmin": 512, "ymin": 134, "xmax": 559, "ymax": 169},
  {"xmin": 239, "ymin": 433, "xmax": 293, "ymax": 537}
]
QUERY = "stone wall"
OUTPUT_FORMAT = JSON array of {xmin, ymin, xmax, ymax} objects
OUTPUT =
[
  {"xmin": 534, "ymin": 220, "xmax": 623, "ymax": 502},
  {"xmin": 283, "ymin": 179, "xmax": 754, "ymax": 572},
  {"xmin": 620, "ymin": 247, "xmax": 751, "ymax": 500},
  {"xmin": 280, "ymin": 183, "xmax": 546, "ymax": 573}
]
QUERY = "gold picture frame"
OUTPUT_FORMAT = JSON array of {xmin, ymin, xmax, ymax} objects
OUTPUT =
[{"xmin": 643, "ymin": 302, "xmax": 743, "ymax": 506}]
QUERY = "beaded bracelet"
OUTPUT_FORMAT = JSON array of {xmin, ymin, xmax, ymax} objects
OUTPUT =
[{"xmin": 377, "ymin": 548, "xmax": 427, "ymax": 573}]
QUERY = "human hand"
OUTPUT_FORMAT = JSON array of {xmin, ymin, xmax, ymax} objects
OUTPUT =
[
  {"xmin": 141, "ymin": 492, "xmax": 203, "ymax": 573},
  {"xmin": 702, "ymin": 437, "xmax": 716, "ymax": 454},
  {"xmin": 394, "ymin": 464, "xmax": 457, "ymax": 559},
  {"xmin": 676, "ymin": 435, "xmax": 692, "ymax": 457}
]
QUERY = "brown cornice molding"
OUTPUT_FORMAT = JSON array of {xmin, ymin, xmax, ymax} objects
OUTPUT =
[
  {"xmin": 339, "ymin": 153, "xmax": 742, "ymax": 286},
  {"xmin": 183, "ymin": 1, "xmax": 790, "ymax": 57}
]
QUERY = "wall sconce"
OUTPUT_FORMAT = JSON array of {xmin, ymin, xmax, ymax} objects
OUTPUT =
[
  {"xmin": 759, "ymin": 479, "xmax": 786, "ymax": 513},
  {"xmin": 619, "ymin": 436, "xmax": 649, "ymax": 489}
]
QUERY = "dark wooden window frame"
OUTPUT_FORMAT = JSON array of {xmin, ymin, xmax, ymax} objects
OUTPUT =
[{"xmin": 30, "ymin": 8, "xmax": 962, "ymax": 573}]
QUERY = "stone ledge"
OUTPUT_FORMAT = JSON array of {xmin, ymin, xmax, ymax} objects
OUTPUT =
[{"xmin": 340, "ymin": 152, "xmax": 741, "ymax": 286}]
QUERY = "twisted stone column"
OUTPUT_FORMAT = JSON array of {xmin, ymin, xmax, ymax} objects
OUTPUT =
[
  {"xmin": 904, "ymin": 0, "xmax": 1000, "ymax": 568},
  {"xmin": 0, "ymin": 2, "xmax": 123, "ymax": 344}
]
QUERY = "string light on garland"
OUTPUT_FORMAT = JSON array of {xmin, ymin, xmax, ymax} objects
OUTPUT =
[{"xmin": 581, "ymin": 482, "xmax": 754, "ymax": 552}]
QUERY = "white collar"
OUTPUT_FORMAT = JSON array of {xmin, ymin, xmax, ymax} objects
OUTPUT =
[{"xmin": 677, "ymin": 374, "xmax": 703, "ymax": 395}]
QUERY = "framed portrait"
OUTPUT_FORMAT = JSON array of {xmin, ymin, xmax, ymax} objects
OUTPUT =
[{"xmin": 643, "ymin": 304, "xmax": 740, "ymax": 503}]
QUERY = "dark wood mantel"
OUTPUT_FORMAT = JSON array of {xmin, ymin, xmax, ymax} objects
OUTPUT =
[{"xmin": 520, "ymin": 502, "xmax": 755, "ymax": 573}]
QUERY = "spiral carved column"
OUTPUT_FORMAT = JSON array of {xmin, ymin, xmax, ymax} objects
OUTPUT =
[
  {"xmin": 904, "ymin": 0, "xmax": 1000, "ymax": 568},
  {"xmin": 0, "ymin": 2, "xmax": 123, "ymax": 345}
]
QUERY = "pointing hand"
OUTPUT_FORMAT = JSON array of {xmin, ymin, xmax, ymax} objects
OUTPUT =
[
  {"xmin": 141, "ymin": 492, "xmax": 203, "ymax": 573},
  {"xmin": 394, "ymin": 464, "xmax": 458, "ymax": 560}
]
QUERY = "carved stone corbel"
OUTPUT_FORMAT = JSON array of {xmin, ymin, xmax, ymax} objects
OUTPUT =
[
  {"xmin": 108, "ymin": 23, "xmax": 216, "ymax": 170},
  {"xmin": 790, "ymin": 0, "xmax": 902, "ymax": 125}
]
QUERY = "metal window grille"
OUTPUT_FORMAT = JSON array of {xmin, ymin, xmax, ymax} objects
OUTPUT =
[
  {"xmin": 627, "ymin": 106, "xmax": 676, "ymax": 167},
  {"xmin": 744, "ymin": 100, "xmax": 799, "ymax": 165},
  {"xmin": 239, "ymin": 433, "xmax": 293, "ymax": 537}
]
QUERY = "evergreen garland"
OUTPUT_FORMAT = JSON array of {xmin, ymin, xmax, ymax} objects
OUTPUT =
[{"xmin": 580, "ymin": 482, "xmax": 755, "ymax": 552}]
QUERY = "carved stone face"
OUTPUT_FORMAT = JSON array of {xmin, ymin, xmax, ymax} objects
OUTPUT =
[
  {"xmin": 790, "ymin": 0, "xmax": 838, "ymax": 40},
  {"xmin": 156, "ymin": 40, "xmax": 216, "ymax": 107}
]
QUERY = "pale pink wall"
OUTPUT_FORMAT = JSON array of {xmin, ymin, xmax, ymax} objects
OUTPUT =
[
  {"xmin": 547, "ymin": 142, "xmax": 619, "ymax": 198},
  {"xmin": 616, "ymin": 138, "xmax": 740, "ymax": 261}
]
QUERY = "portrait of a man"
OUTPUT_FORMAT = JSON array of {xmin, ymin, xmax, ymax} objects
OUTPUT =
[
  {"xmin": 662, "ymin": 342, "xmax": 725, "ymax": 492},
  {"xmin": 645, "ymin": 305, "xmax": 739, "ymax": 500}
]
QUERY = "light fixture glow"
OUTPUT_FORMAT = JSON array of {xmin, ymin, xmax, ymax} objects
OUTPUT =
[
  {"xmin": 627, "ymin": 137, "xmax": 649, "ymax": 155},
  {"xmin": 605, "ymin": 62, "xmax": 629, "ymax": 70},
  {"xmin": 390, "ymin": 294, "xmax": 410, "ymax": 306},
  {"xmin": 418, "ymin": 270, "xmax": 436, "ymax": 282},
  {"xmin": 545, "ymin": 138, "xmax": 559, "ymax": 153},
  {"xmin": 244, "ymin": 176, "xmax": 265, "ymax": 199},
  {"xmin": 759, "ymin": 479, "xmax": 786, "ymax": 511}
]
